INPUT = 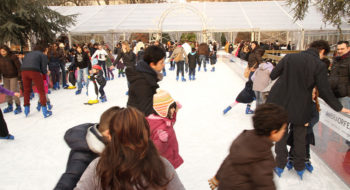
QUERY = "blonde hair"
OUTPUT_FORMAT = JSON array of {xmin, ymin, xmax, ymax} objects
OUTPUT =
[{"xmin": 122, "ymin": 41, "xmax": 131, "ymax": 53}]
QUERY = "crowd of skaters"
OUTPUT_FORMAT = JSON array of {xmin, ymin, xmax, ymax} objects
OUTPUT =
[{"xmin": 1, "ymin": 37, "xmax": 350, "ymax": 189}]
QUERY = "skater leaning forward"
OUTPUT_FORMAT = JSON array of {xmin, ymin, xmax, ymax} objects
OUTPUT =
[
  {"xmin": 267, "ymin": 40, "xmax": 350, "ymax": 179},
  {"xmin": 21, "ymin": 43, "xmax": 52, "ymax": 118}
]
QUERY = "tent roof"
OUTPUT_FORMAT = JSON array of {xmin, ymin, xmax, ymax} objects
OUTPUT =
[{"xmin": 51, "ymin": 1, "xmax": 350, "ymax": 34}]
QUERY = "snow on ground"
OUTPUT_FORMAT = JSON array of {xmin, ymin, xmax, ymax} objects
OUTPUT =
[{"xmin": 0, "ymin": 51, "xmax": 349, "ymax": 190}]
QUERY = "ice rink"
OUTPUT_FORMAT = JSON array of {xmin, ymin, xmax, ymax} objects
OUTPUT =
[{"xmin": 0, "ymin": 51, "xmax": 349, "ymax": 190}]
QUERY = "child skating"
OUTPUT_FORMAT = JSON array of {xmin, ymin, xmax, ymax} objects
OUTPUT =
[{"xmin": 146, "ymin": 89, "xmax": 183, "ymax": 169}]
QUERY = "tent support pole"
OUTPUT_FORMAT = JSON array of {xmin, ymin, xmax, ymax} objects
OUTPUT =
[
  {"xmin": 251, "ymin": 32, "xmax": 254, "ymax": 41},
  {"xmin": 258, "ymin": 31, "xmax": 261, "ymax": 44},
  {"xmin": 68, "ymin": 32, "xmax": 72, "ymax": 49},
  {"xmin": 301, "ymin": 29, "xmax": 305, "ymax": 50}
]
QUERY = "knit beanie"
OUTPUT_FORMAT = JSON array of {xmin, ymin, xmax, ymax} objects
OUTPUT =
[{"xmin": 153, "ymin": 89, "xmax": 175, "ymax": 118}]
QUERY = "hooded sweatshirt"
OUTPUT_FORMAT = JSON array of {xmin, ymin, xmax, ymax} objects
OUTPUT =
[
  {"xmin": 215, "ymin": 130, "xmax": 276, "ymax": 190},
  {"xmin": 252, "ymin": 62, "xmax": 274, "ymax": 92},
  {"xmin": 54, "ymin": 123, "xmax": 106, "ymax": 190}
]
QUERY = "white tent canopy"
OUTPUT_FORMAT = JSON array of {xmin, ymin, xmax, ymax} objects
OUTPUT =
[{"xmin": 51, "ymin": 1, "xmax": 350, "ymax": 34}]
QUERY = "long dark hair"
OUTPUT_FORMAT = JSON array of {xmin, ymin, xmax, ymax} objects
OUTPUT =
[
  {"xmin": 96, "ymin": 107, "xmax": 169, "ymax": 190},
  {"xmin": 0, "ymin": 45, "xmax": 12, "ymax": 56}
]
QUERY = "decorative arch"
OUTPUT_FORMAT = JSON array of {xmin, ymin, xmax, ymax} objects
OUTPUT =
[{"xmin": 157, "ymin": 3, "xmax": 208, "ymax": 33}]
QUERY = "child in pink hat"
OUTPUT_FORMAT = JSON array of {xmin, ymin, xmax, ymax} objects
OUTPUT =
[{"xmin": 146, "ymin": 89, "xmax": 183, "ymax": 169}]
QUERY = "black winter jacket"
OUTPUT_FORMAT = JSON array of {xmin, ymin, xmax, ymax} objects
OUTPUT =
[
  {"xmin": 126, "ymin": 60, "xmax": 160, "ymax": 116},
  {"xmin": 73, "ymin": 52, "xmax": 91, "ymax": 70},
  {"xmin": 91, "ymin": 70, "xmax": 106, "ymax": 86},
  {"xmin": 21, "ymin": 51, "xmax": 48, "ymax": 74},
  {"xmin": 54, "ymin": 123, "xmax": 106, "ymax": 190},
  {"xmin": 329, "ymin": 51, "xmax": 350, "ymax": 98},
  {"xmin": 267, "ymin": 48, "xmax": 342, "ymax": 125},
  {"xmin": 188, "ymin": 52, "xmax": 199, "ymax": 69},
  {"xmin": 113, "ymin": 51, "xmax": 136, "ymax": 69}
]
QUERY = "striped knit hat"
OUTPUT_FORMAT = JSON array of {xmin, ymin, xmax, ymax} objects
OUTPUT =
[{"xmin": 153, "ymin": 89, "xmax": 175, "ymax": 118}]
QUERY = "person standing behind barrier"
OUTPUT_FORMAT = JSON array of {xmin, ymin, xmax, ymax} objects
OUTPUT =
[
  {"xmin": 197, "ymin": 43, "xmax": 209, "ymax": 72},
  {"xmin": 21, "ymin": 44, "xmax": 52, "ymax": 118},
  {"xmin": 267, "ymin": 40, "xmax": 350, "ymax": 179},
  {"xmin": 170, "ymin": 43, "xmax": 188, "ymax": 82},
  {"xmin": 329, "ymin": 41, "xmax": 350, "ymax": 109},
  {"xmin": 0, "ymin": 45, "xmax": 22, "ymax": 114},
  {"xmin": 91, "ymin": 44, "xmax": 108, "ymax": 79}
]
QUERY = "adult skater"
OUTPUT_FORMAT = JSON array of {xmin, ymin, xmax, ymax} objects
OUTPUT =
[
  {"xmin": 0, "ymin": 45, "xmax": 22, "ymax": 114},
  {"xmin": 126, "ymin": 45, "xmax": 165, "ymax": 116},
  {"xmin": 197, "ymin": 43, "xmax": 209, "ymax": 72},
  {"xmin": 21, "ymin": 44, "xmax": 52, "ymax": 118},
  {"xmin": 267, "ymin": 40, "xmax": 350, "ymax": 179}
]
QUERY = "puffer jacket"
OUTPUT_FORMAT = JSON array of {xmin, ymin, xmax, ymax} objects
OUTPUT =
[
  {"xmin": 252, "ymin": 62, "xmax": 274, "ymax": 92},
  {"xmin": 0, "ymin": 54, "xmax": 21, "ymax": 79},
  {"xmin": 54, "ymin": 123, "xmax": 106, "ymax": 190}
]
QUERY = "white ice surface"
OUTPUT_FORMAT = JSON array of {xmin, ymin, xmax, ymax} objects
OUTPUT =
[{"xmin": 0, "ymin": 51, "xmax": 349, "ymax": 190}]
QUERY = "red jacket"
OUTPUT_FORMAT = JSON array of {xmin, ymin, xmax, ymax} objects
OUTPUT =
[{"xmin": 146, "ymin": 113, "xmax": 183, "ymax": 169}]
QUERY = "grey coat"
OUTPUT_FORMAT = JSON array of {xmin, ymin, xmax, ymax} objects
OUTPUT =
[{"xmin": 74, "ymin": 157, "xmax": 185, "ymax": 190}]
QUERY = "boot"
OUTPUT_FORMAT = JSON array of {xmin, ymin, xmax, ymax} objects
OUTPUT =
[
  {"xmin": 223, "ymin": 106, "xmax": 232, "ymax": 115},
  {"xmin": 47, "ymin": 101, "xmax": 53, "ymax": 110},
  {"xmin": 36, "ymin": 102, "xmax": 41, "ymax": 111},
  {"xmin": 24, "ymin": 106, "xmax": 30, "ymax": 117},
  {"xmin": 181, "ymin": 76, "xmax": 186, "ymax": 82},
  {"xmin": 245, "ymin": 104, "xmax": 254, "ymax": 114},
  {"xmin": 0, "ymin": 134, "xmax": 14, "ymax": 140},
  {"xmin": 296, "ymin": 169, "xmax": 305, "ymax": 180},
  {"xmin": 274, "ymin": 167, "xmax": 284, "ymax": 177},
  {"xmin": 42, "ymin": 105, "xmax": 52, "ymax": 118},
  {"xmin": 3, "ymin": 104, "xmax": 13, "ymax": 113},
  {"xmin": 75, "ymin": 89, "xmax": 82, "ymax": 95},
  {"xmin": 14, "ymin": 104, "xmax": 22, "ymax": 114},
  {"xmin": 305, "ymin": 161, "xmax": 314, "ymax": 173}
]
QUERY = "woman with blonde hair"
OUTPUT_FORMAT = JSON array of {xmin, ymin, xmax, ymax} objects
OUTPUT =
[{"xmin": 74, "ymin": 107, "xmax": 185, "ymax": 190}]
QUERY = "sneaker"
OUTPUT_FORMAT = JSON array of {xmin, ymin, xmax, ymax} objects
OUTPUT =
[
  {"xmin": 223, "ymin": 106, "xmax": 232, "ymax": 115},
  {"xmin": 0, "ymin": 134, "xmax": 14, "ymax": 140},
  {"xmin": 274, "ymin": 167, "xmax": 284, "ymax": 177}
]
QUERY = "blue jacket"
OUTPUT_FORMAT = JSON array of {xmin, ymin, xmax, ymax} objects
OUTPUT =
[{"xmin": 21, "ymin": 51, "xmax": 48, "ymax": 74}]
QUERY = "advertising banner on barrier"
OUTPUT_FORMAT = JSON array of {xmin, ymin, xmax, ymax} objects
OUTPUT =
[{"xmin": 313, "ymin": 100, "xmax": 350, "ymax": 187}]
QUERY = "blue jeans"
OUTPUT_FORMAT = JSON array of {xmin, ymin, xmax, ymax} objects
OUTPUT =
[
  {"xmin": 338, "ymin": 97, "xmax": 350, "ymax": 109},
  {"xmin": 77, "ymin": 68, "xmax": 89, "ymax": 90},
  {"xmin": 198, "ymin": 55, "xmax": 207, "ymax": 69},
  {"xmin": 59, "ymin": 62, "xmax": 67, "ymax": 85}
]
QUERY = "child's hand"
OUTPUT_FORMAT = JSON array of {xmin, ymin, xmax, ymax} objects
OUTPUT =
[
  {"xmin": 175, "ymin": 101, "xmax": 182, "ymax": 112},
  {"xmin": 304, "ymin": 123, "xmax": 309, "ymax": 127},
  {"xmin": 208, "ymin": 176, "xmax": 219, "ymax": 190},
  {"xmin": 14, "ymin": 92, "xmax": 20, "ymax": 98},
  {"xmin": 157, "ymin": 130, "xmax": 168, "ymax": 142},
  {"xmin": 110, "ymin": 65, "xmax": 115, "ymax": 70}
]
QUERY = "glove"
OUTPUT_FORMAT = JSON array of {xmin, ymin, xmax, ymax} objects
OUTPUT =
[
  {"xmin": 208, "ymin": 176, "xmax": 219, "ymax": 190},
  {"xmin": 176, "ymin": 101, "xmax": 182, "ymax": 109},
  {"xmin": 157, "ymin": 130, "xmax": 168, "ymax": 142}
]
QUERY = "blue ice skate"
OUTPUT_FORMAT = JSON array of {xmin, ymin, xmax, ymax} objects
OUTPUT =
[
  {"xmin": 296, "ymin": 169, "xmax": 305, "ymax": 180},
  {"xmin": 223, "ymin": 106, "xmax": 232, "ymax": 115},
  {"xmin": 286, "ymin": 160, "xmax": 294, "ymax": 170},
  {"xmin": 3, "ymin": 104, "xmax": 13, "ymax": 113},
  {"xmin": 42, "ymin": 106, "xmax": 52, "ymax": 118},
  {"xmin": 75, "ymin": 89, "xmax": 82, "ymax": 95},
  {"xmin": 24, "ymin": 106, "xmax": 30, "ymax": 117},
  {"xmin": 305, "ymin": 162, "xmax": 313, "ymax": 173},
  {"xmin": 14, "ymin": 105, "xmax": 22, "ymax": 114},
  {"xmin": 0, "ymin": 134, "xmax": 14, "ymax": 140},
  {"xmin": 181, "ymin": 76, "xmax": 186, "ymax": 82},
  {"xmin": 274, "ymin": 167, "xmax": 284, "ymax": 177}
]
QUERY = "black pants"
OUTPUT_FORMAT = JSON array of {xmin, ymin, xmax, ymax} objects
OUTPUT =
[
  {"xmin": 176, "ymin": 61, "xmax": 185, "ymax": 77},
  {"xmin": 170, "ymin": 61, "xmax": 175, "ymax": 68},
  {"xmin": 59, "ymin": 62, "xmax": 67, "ymax": 85},
  {"xmin": 50, "ymin": 66, "xmax": 60, "ymax": 84},
  {"xmin": 98, "ymin": 60, "xmax": 107, "ymax": 78},
  {"xmin": 99, "ymin": 83, "xmax": 106, "ymax": 97},
  {"xmin": 0, "ymin": 108, "xmax": 9, "ymax": 137},
  {"xmin": 275, "ymin": 124, "xmax": 307, "ymax": 171},
  {"xmin": 189, "ymin": 68, "xmax": 195, "ymax": 76}
]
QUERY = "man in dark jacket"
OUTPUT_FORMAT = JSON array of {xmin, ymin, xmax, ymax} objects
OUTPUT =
[
  {"xmin": 267, "ymin": 40, "xmax": 350, "ymax": 178},
  {"xmin": 54, "ymin": 106, "xmax": 118, "ymax": 190},
  {"xmin": 21, "ymin": 44, "xmax": 52, "ymax": 118},
  {"xmin": 209, "ymin": 104, "xmax": 288, "ymax": 190},
  {"xmin": 126, "ymin": 45, "xmax": 165, "ymax": 116},
  {"xmin": 329, "ymin": 41, "xmax": 350, "ymax": 108}
]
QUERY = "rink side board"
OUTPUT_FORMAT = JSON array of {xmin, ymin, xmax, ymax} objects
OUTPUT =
[{"xmin": 313, "ymin": 100, "xmax": 350, "ymax": 187}]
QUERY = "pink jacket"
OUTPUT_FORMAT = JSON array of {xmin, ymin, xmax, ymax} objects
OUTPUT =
[{"xmin": 146, "ymin": 112, "xmax": 183, "ymax": 169}]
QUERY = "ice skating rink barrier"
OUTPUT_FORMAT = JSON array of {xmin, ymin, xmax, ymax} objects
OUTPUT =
[{"xmin": 221, "ymin": 51, "xmax": 350, "ymax": 188}]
